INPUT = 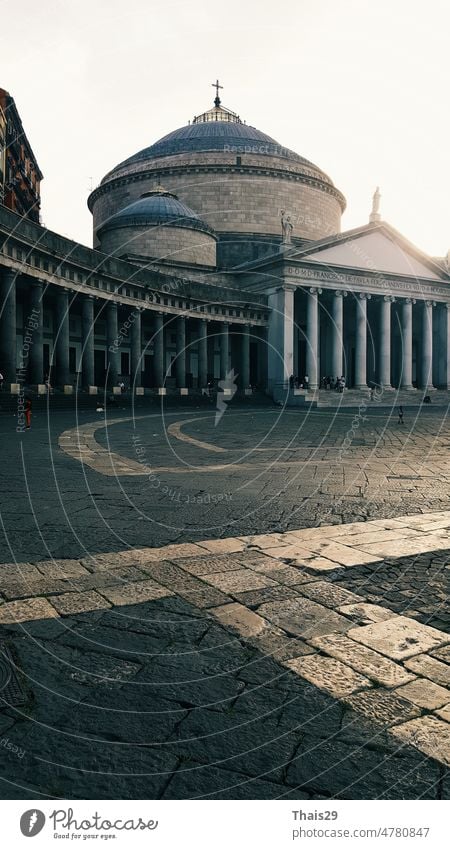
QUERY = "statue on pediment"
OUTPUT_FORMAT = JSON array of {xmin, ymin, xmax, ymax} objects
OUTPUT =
[{"xmin": 369, "ymin": 187, "xmax": 381, "ymax": 223}]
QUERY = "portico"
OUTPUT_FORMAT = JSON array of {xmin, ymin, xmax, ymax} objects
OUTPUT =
[{"xmin": 248, "ymin": 222, "xmax": 450, "ymax": 400}]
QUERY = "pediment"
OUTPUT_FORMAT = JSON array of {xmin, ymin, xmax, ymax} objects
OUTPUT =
[{"xmin": 296, "ymin": 227, "xmax": 444, "ymax": 281}]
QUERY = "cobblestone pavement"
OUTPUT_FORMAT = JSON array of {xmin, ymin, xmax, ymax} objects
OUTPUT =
[
  {"xmin": 0, "ymin": 515, "xmax": 449, "ymax": 800},
  {"xmin": 0, "ymin": 405, "xmax": 449, "ymax": 799}
]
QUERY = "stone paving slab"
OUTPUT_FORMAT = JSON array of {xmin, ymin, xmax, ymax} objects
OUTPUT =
[
  {"xmin": 100, "ymin": 579, "xmax": 174, "ymax": 606},
  {"xmin": 257, "ymin": 597, "xmax": 353, "ymax": 639},
  {"xmin": 200, "ymin": 568, "xmax": 277, "ymax": 594},
  {"xmin": 283, "ymin": 655, "xmax": 372, "ymax": 698},
  {"xmin": 394, "ymin": 678, "xmax": 450, "ymax": 710},
  {"xmin": 35, "ymin": 560, "xmax": 91, "ymax": 579},
  {"xmin": 337, "ymin": 602, "xmax": 397, "ymax": 625},
  {"xmin": 404, "ymin": 654, "xmax": 450, "ymax": 688},
  {"xmin": 435, "ymin": 704, "xmax": 450, "ymax": 723},
  {"xmin": 391, "ymin": 716, "xmax": 450, "ymax": 767},
  {"xmin": 342, "ymin": 690, "xmax": 422, "ymax": 727},
  {"xmin": 295, "ymin": 580, "xmax": 362, "ymax": 609},
  {"xmin": 349, "ymin": 616, "xmax": 450, "ymax": 660},
  {"xmin": 0, "ymin": 597, "xmax": 58, "ymax": 623},
  {"xmin": 51, "ymin": 590, "xmax": 112, "ymax": 616},
  {"xmin": 308, "ymin": 634, "xmax": 416, "ymax": 687}
]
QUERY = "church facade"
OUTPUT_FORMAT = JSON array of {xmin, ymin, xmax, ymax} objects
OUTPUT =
[{"xmin": 1, "ymin": 86, "xmax": 449, "ymax": 399}]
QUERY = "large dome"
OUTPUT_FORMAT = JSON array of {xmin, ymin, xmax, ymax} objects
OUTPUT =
[
  {"xmin": 104, "ymin": 121, "xmax": 331, "ymax": 182},
  {"xmin": 89, "ymin": 93, "xmax": 346, "ymax": 268}
]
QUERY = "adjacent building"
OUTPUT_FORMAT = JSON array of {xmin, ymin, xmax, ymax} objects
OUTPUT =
[{"xmin": 0, "ymin": 88, "xmax": 42, "ymax": 223}]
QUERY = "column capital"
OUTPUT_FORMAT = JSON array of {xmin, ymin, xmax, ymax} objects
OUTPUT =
[
  {"xmin": 334, "ymin": 289, "xmax": 347, "ymax": 298},
  {"xmin": 404, "ymin": 297, "xmax": 416, "ymax": 305},
  {"xmin": 383, "ymin": 294, "xmax": 395, "ymax": 302},
  {"xmin": 358, "ymin": 292, "xmax": 371, "ymax": 300},
  {"xmin": 424, "ymin": 299, "xmax": 436, "ymax": 307},
  {"xmin": 308, "ymin": 286, "xmax": 322, "ymax": 295},
  {"xmin": 445, "ymin": 303, "xmax": 450, "ymax": 311}
]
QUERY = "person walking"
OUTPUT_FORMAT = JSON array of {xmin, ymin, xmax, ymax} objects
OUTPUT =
[
  {"xmin": 25, "ymin": 397, "xmax": 32, "ymax": 429},
  {"xmin": 398, "ymin": 405, "xmax": 404, "ymax": 425}
]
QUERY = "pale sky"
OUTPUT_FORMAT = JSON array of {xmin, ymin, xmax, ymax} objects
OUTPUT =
[{"xmin": 2, "ymin": 0, "xmax": 449, "ymax": 256}]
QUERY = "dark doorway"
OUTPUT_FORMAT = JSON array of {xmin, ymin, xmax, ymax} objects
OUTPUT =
[
  {"xmin": 297, "ymin": 339, "xmax": 306, "ymax": 380},
  {"xmin": 69, "ymin": 347, "xmax": 76, "ymax": 375},
  {"xmin": 94, "ymin": 349, "xmax": 105, "ymax": 386},
  {"xmin": 43, "ymin": 345, "xmax": 50, "ymax": 379},
  {"xmin": 250, "ymin": 342, "xmax": 258, "ymax": 386},
  {"xmin": 143, "ymin": 355, "xmax": 153, "ymax": 387},
  {"xmin": 121, "ymin": 352, "xmax": 130, "ymax": 376}
]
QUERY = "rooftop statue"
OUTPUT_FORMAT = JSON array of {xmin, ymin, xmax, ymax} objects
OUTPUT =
[{"xmin": 281, "ymin": 209, "xmax": 293, "ymax": 244}]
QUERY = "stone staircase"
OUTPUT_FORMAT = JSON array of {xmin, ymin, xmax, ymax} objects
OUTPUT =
[{"xmin": 315, "ymin": 388, "xmax": 450, "ymax": 409}]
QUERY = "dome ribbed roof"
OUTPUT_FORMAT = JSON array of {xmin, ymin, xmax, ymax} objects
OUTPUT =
[
  {"xmin": 98, "ymin": 189, "xmax": 215, "ymax": 236},
  {"xmin": 104, "ymin": 121, "xmax": 331, "ymax": 183}
]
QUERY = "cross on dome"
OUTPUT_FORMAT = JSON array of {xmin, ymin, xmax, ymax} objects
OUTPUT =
[{"xmin": 211, "ymin": 79, "xmax": 223, "ymax": 106}]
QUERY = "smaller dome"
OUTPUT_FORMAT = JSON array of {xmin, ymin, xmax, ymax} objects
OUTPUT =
[{"xmin": 99, "ymin": 188, "xmax": 215, "ymax": 236}]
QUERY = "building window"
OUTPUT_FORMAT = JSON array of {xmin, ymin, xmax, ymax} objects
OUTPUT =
[{"xmin": 69, "ymin": 347, "xmax": 76, "ymax": 373}]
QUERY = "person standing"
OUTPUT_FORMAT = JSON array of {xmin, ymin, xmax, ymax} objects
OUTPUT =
[
  {"xmin": 25, "ymin": 397, "xmax": 32, "ymax": 429},
  {"xmin": 0, "ymin": 371, "xmax": 4, "ymax": 391},
  {"xmin": 398, "ymin": 405, "xmax": 404, "ymax": 425}
]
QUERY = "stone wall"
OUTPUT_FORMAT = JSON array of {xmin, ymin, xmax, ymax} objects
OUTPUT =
[
  {"xmin": 99, "ymin": 223, "xmax": 217, "ymax": 267},
  {"xmin": 91, "ymin": 151, "xmax": 345, "ymax": 255}
]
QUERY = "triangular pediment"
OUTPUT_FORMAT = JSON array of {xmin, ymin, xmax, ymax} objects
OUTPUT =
[{"xmin": 293, "ymin": 224, "xmax": 446, "ymax": 281}]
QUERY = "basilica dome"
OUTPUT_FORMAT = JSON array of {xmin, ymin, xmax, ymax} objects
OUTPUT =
[{"xmin": 89, "ymin": 90, "xmax": 346, "ymax": 268}]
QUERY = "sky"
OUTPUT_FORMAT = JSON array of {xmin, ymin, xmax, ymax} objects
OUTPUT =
[{"xmin": 1, "ymin": 0, "xmax": 449, "ymax": 256}]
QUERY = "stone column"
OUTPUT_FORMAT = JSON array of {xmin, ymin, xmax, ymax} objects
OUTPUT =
[
  {"xmin": 354, "ymin": 293, "xmax": 369, "ymax": 390},
  {"xmin": 29, "ymin": 280, "xmax": 44, "ymax": 385},
  {"xmin": 331, "ymin": 291, "xmax": 344, "ymax": 379},
  {"xmin": 0, "ymin": 268, "xmax": 17, "ymax": 384},
  {"xmin": 267, "ymin": 286, "xmax": 294, "ymax": 391},
  {"xmin": 81, "ymin": 295, "xmax": 95, "ymax": 388},
  {"xmin": 306, "ymin": 287, "xmax": 320, "ymax": 389},
  {"xmin": 421, "ymin": 300, "xmax": 435, "ymax": 390},
  {"xmin": 241, "ymin": 323, "xmax": 250, "ymax": 389},
  {"xmin": 54, "ymin": 288, "xmax": 70, "ymax": 386},
  {"xmin": 130, "ymin": 308, "xmax": 142, "ymax": 388},
  {"xmin": 176, "ymin": 315, "xmax": 186, "ymax": 388},
  {"xmin": 106, "ymin": 301, "xmax": 119, "ymax": 386},
  {"xmin": 445, "ymin": 305, "xmax": 450, "ymax": 390},
  {"xmin": 400, "ymin": 298, "xmax": 414, "ymax": 389},
  {"xmin": 198, "ymin": 318, "xmax": 208, "ymax": 387},
  {"xmin": 379, "ymin": 296, "xmax": 393, "ymax": 389},
  {"xmin": 153, "ymin": 313, "xmax": 164, "ymax": 387},
  {"xmin": 219, "ymin": 322, "xmax": 229, "ymax": 380}
]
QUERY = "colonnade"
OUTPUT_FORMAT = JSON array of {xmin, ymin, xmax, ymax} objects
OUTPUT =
[
  {"xmin": 0, "ymin": 270, "xmax": 254, "ymax": 389},
  {"xmin": 268, "ymin": 285, "xmax": 450, "ymax": 391}
]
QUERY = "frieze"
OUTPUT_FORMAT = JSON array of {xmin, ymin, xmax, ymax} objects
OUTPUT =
[{"xmin": 284, "ymin": 265, "xmax": 450, "ymax": 300}]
